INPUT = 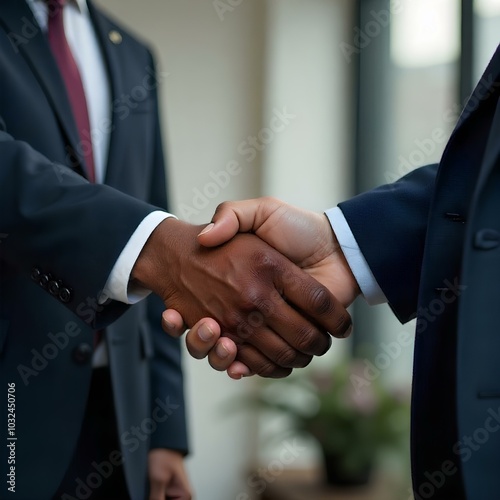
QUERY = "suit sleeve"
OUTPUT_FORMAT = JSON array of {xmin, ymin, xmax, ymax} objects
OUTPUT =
[
  {"xmin": 338, "ymin": 163, "xmax": 438, "ymax": 323},
  {"xmin": 144, "ymin": 53, "xmax": 189, "ymax": 454},
  {"xmin": 0, "ymin": 127, "xmax": 161, "ymax": 328}
]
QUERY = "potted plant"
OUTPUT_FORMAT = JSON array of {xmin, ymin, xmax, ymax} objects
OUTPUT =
[{"xmin": 244, "ymin": 360, "xmax": 410, "ymax": 487}]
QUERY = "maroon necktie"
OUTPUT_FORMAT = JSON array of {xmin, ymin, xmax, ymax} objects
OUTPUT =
[
  {"xmin": 46, "ymin": 0, "xmax": 96, "ymax": 183},
  {"xmin": 47, "ymin": 0, "xmax": 102, "ymax": 347}
]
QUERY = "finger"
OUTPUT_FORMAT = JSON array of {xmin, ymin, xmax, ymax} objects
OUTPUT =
[
  {"xmin": 227, "ymin": 361, "xmax": 253, "ymax": 380},
  {"xmin": 149, "ymin": 479, "xmax": 167, "ymax": 500},
  {"xmin": 234, "ymin": 321, "xmax": 314, "ymax": 369},
  {"xmin": 235, "ymin": 343, "xmax": 293, "ymax": 379},
  {"xmin": 241, "ymin": 284, "xmax": 334, "ymax": 357},
  {"xmin": 162, "ymin": 309, "xmax": 187, "ymax": 337},
  {"xmin": 198, "ymin": 198, "xmax": 281, "ymax": 247},
  {"xmin": 185, "ymin": 318, "xmax": 222, "ymax": 359},
  {"xmin": 207, "ymin": 338, "xmax": 238, "ymax": 371},
  {"xmin": 264, "ymin": 300, "xmax": 335, "ymax": 356},
  {"xmin": 197, "ymin": 215, "xmax": 239, "ymax": 247},
  {"xmin": 276, "ymin": 265, "xmax": 352, "ymax": 342}
]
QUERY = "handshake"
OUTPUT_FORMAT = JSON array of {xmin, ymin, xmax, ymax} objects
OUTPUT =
[{"xmin": 132, "ymin": 197, "xmax": 361, "ymax": 379}]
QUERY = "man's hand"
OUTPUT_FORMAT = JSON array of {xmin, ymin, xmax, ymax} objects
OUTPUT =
[
  {"xmin": 148, "ymin": 449, "xmax": 191, "ymax": 500},
  {"xmin": 133, "ymin": 217, "xmax": 352, "ymax": 378},
  {"xmin": 199, "ymin": 198, "xmax": 360, "ymax": 306},
  {"xmin": 162, "ymin": 198, "xmax": 361, "ymax": 378}
]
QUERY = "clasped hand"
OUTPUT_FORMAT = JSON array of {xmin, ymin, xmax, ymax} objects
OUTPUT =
[{"xmin": 133, "ymin": 198, "xmax": 358, "ymax": 379}]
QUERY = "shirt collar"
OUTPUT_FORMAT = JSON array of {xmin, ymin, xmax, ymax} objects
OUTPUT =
[
  {"xmin": 71, "ymin": 0, "xmax": 88, "ymax": 13},
  {"xmin": 29, "ymin": 0, "xmax": 88, "ymax": 14}
]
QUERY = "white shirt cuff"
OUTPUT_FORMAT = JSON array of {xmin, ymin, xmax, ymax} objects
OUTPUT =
[
  {"xmin": 324, "ymin": 207, "xmax": 387, "ymax": 305},
  {"xmin": 101, "ymin": 211, "xmax": 175, "ymax": 305}
]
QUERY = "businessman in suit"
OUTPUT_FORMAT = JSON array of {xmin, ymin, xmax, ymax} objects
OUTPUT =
[
  {"xmin": 167, "ymin": 46, "xmax": 500, "ymax": 499},
  {"xmin": 0, "ymin": 0, "xmax": 352, "ymax": 498}
]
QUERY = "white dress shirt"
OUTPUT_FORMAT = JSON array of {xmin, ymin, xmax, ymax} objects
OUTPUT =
[{"xmin": 325, "ymin": 207, "xmax": 387, "ymax": 305}]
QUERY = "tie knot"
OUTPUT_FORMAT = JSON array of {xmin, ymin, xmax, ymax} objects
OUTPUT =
[{"xmin": 46, "ymin": 0, "xmax": 65, "ymax": 12}]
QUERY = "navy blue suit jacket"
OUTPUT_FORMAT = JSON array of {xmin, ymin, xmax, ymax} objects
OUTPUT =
[
  {"xmin": 0, "ymin": 1, "xmax": 187, "ymax": 498},
  {"xmin": 341, "ymin": 46, "xmax": 500, "ymax": 499}
]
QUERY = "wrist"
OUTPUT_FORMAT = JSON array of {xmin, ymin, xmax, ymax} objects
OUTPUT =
[
  {"xmin": 333, "ymin": 240, "xmax": 362, "ymax": 300},
  {"xmin": 131, "ymin": 218, "xmax": 198, "ymax": 298},
  {"xmin": 323, "ymin": 216, "xmax": 361, "ymax": 306}
]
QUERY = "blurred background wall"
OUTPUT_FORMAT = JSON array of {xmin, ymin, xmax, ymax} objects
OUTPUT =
[{"xmin": 94, "ymin": 1, "xmax": 500, "ymax": 499}]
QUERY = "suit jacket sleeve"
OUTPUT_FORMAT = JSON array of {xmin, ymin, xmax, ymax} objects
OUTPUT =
[
  {"xmin": 338, "ymin": 163, "xmax": 438, "ymax": 323},
  {"xmin": 143, "ymin": 53, "xmax": 188, "ymax": 454},
  {"xmin": 0, "ymin": 125, "xmax": 161, "ymax": 328}
]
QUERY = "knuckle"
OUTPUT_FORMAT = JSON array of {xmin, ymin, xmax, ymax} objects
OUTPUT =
[
  {"xmin": 307, "ymin": 286, "xmax": 333, "ymax": 316},
  {"xmin": 254, "ymin": 295, "xmax": 272, "ymax": 312},
  {"xmin": 214, "ymin": 201, "xmax": 233, "ymax": 216},
  {"xmin": 273, "ymin": 347, "xmax": 299, "ymax": 368},
  {"xmin": 335, "ymin": 311, "xmax": 352, "ymax": 336},
  {"xmin": 241, "ymin": 286, "xmax": 263, "ymax": 309},
  {"xmin": 232, "ymin": 289, "xmax": 272, "ymax": 325},
  {"xmin": 251, "ymin": 249, "xmax": 277, "ymax": 272},
  {"xmin": 273, "ymin": 348, "xmax": 313, "ymax": 369},
  {"xmin": 295, "ymin": 325, "xmax": 327, "ymax": 355},
  {"xmin": 261, "ymin": 195, "xmax": 280, "ymax": 206},
  {"xmin": 255, "ymin": 360, "xmax": 279, "ymax": 378},
  {"xmin": 246, "ymin": 310, "xmax": 265, "ymax": 329},
  {"xmin": 236, "ymin": 322, "xmax": 255, "ymax": 341},
  {"xmin": 223, "ymin": 311, "xmax": 243, "ymax": 332},
  {"xmin": 223, "ymin": 309, "xmax": 253, "ymax": 332}
]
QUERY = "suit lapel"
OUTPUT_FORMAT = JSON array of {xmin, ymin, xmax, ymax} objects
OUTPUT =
[
  {"xmin": 463, "ymin": 45, "xmax": 500, "ymax": 199},
  {"xmin": 87, "ymin": 2, "xmax": 126, "ymax": 185},
  {"xmin": 0, "ymin": 0, "xmax": 87, "ymax": 177},
  {"xmin": 455, "ymin": 45, "xmax": 500, "ymax": 130},
  {"xmin": 437, "ymin": 44, "xmax": 500, "ymax": 192},
  {"xmin": 474, "ymin": 95, "xmax": 500, "ymax": 193}
]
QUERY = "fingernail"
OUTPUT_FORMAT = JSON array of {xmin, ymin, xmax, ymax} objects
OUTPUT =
[
  {"xmin": 163, "ymin": 318, "xmax": 175, "ymax": 330},
  {"xmin": 198, "ymin": 223, "xmax": 214, "ymax": 236},
  {"xmin": 229, "ymin": 369, "xmax": 251, "ymax": 379},
  {"xmin": 216, "ymin": 342, "xmax": 230, "ymax": 359},
  {"xmin": 198, "ymin": 324, "xmax": 214, "ymax": 342}
]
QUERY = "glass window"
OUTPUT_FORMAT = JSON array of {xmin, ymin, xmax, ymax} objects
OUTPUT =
[
  {"xmin": 474, "ymin": 0, "xmax": 500, "ymax": 81},
  {"xmin": 388, "ymin": 0, "xmax": 461, "ymax": 184}
]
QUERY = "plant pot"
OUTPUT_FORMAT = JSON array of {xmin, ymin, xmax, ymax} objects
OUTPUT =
[{"xmin": 322, "ymin": 452, "xmax": 373, "ymax": 487}]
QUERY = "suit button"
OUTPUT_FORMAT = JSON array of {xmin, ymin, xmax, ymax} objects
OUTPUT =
[
  {"xmin": 59, "ymin": 288, "xmax": 72, "ymax": 303},
  {"xmin": 444, "ymin": 212, "xmax": 466, "ymax": 223},
  {"xmin": 48, "ymin": 280, "xmax": 60, "ymax": 296},
  {"xmin": 31, "ymin": 267, "xmax": 42, "ymax": 282},
  {"xmin": 474, "ymin": 229, "xmax": 500, "ymax": 250},
  {"xmin": 39, "ymin": 274, "xmax": 50, "ymax": 288},
  {"xmin": 72, "ymin": 343, "xmax": 92, "ymax": 364}
]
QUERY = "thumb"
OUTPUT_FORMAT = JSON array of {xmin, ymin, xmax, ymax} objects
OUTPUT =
[
  {"xmin": 161, "ymin": 309, "xmax": 187, "ymax": 337},
  {"xmin": 197, "ymin": 199, "xmax": 263, "ymax": 247}
]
